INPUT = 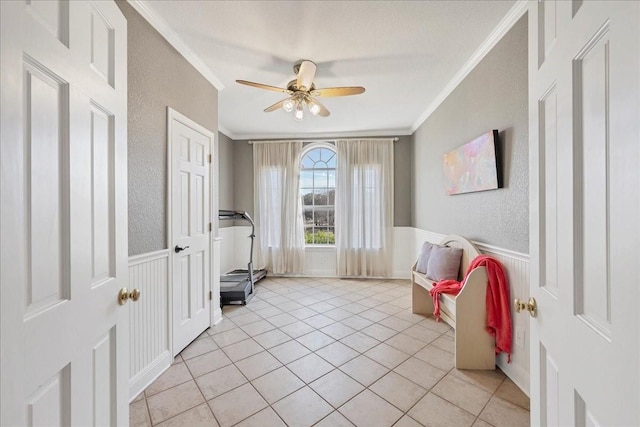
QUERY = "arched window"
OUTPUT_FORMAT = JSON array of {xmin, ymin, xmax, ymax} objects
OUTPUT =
[{"xmin": 300, "ymin": 145, "xmax": 336, "ymax": 244}]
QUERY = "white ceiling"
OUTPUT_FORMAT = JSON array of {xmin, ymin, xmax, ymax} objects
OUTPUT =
[{"xmin": 136, "ymin": 1, "xmax": 520, "ymax": 140}]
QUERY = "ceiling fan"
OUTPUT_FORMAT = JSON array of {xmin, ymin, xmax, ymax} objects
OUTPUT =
[{"xmin": 236, "ymin": 60, "xmax": 365, "ymax": 121}]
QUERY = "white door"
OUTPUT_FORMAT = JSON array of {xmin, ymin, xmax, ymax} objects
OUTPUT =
[
  {"xmin": 0, "ymin": 1, "xmax": 128, "ymax": 426},
  {"xmin": 169, "ymin": 108, "xmax": 213, "ymax": 356},
  {"xmin": 528, "ymin": 1, "xmax": 639, "ymax": 425}
]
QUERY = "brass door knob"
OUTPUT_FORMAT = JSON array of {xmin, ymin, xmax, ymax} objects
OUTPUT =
[
  {"xmin": 514, "ymin": 297, "xmax": 537, "ymax": 317},
  {"xmin": 118, "ymin": 287, "xmax": 142, "ymax": 305}
]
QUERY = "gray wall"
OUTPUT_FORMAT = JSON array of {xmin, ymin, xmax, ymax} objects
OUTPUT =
[
  {"xmin": 218, "ymin": 132, "xmax": 234, "ymax": 228},
  {"xmin": 411, "ymin": 15, "xmax": 528, "ymax": 253},
  {"xmin": 117, "ymin": 1, "xmax": 218, "ymax": 256},
  {"xmin": 229, "ymin": 138, "xmax": 412, "ymax": 227}
]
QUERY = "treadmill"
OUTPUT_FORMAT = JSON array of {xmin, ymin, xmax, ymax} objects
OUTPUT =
[{"xmin": 218, "ymin": 210, "xmax": 267, "ymax": 305}]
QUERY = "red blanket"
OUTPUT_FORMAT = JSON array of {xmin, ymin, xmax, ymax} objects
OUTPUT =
[{"xmin": 429, "ymin": 254, "xmax": 512, "ymax": 361}]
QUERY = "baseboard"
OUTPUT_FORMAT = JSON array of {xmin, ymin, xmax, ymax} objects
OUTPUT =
[
  {"xmin": 497, "ymin": 353, "xmax": 530, "ymax": 397},
  {"xmin": 128, "ymin": 350, "xmax": 171, "ymax": 402}
]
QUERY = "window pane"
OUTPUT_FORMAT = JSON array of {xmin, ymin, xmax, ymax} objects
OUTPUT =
[
  {"xmin": 326, "ymin": 154, "xmax": 336, "ymax": 168},
  {"xmin": 328, "ymin": 189, "xmax": 335, "ymax": 205},
  {"xmin": 305, "ymin": 227, "xmax": 314, "ymax": 244},
  {"xmin": 300, "ymin": 170, "xmax": 313, "ymax": 188},
  {"xmin": 328, "ymin": 170, "xmax": 335, "ymax": 187},
  {"xmin": 314, "ymin": 208, "xmax": 329, "ymax": 226},
  {"xmin": 301, "ymin": 191, "xmax": 313, "ymax": 206},
  {"xmin": 302, "ymin": 155, "xmax": 314, "ymax": 168},
  {"xmin": 303, "ymin": 208, "xmax": 313, "ymax": 225},
  {"xmin": 313, "ymin": 169, "xmax": 328, "ymax": 188},
  {"xmin": 314, "ymin": 190, "xmax": 328, "ymax": 205},
  {"xmin": 328, "ymin": 209, "xmax": 335, "ymax": 226},
  {"xmin": 307, "ymin": 148, "xmax": 321, "ymax": 163}
]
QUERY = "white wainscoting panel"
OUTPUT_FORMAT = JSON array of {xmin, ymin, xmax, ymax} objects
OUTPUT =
[{"xmin": 127, "ymin": 250, "xmax": 171, "ymax": 401}]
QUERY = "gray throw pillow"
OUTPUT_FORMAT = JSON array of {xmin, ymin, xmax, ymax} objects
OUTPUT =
[
  {"xmin": 415, "ymin": 242, "xmax": 435, "ymax": 274},
  {"xmin": 426, "ymin": 245, "xmax": 463, "ymax": 281}
]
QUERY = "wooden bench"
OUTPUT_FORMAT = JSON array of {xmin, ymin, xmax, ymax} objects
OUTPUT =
[{"xmin": 412, "ymin": 235, "xmax": 495, "ymax": 370}]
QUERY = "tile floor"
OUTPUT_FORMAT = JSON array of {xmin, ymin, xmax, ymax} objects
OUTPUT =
[{"xmin": 131, "ymin": 277, "xmax": 530, "ymax": 427}]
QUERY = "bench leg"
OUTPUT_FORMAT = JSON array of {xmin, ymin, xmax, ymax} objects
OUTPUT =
[{"xmin": 412, "ymin": 283, "xmax": 434, "ymax": 316}]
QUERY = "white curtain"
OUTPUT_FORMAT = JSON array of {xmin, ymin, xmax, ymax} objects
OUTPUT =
[
  {"xmin": 253, "ymin": 142, "xmax": 305, "ymax": 274},
  {"xmin": 335, "ymin": 139, "xmax": 394, "ymax": 277}
]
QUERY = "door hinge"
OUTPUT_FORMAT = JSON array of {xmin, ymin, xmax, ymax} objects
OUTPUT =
[
  {"xmin": 208, "ymin": 154, "xmax": 212, "ymax": 163},
  {"xmin": 209, "ymin": 222, "xmax": 212, "ymax": 232},
  {"xmin": 209, "ymin": 291, "xmax": 212, "ymax": 300}
]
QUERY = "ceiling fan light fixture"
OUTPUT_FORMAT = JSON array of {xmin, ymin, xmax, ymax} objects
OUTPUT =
[
  {"xmin": 308, "ymin": 100, "xmax": 321, "ymax": 116},
  {"xmin": 282, "ymin": 98, "xmax": 295, "ymax": 112},
  {"xmin": 294, "ymin": 102, "xmax": 304, "ymax": 121}
]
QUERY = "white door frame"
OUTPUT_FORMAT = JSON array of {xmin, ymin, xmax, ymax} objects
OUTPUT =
[{"xmin": 166, "ymin": 107, "xmax": 220, "ymax": 356}]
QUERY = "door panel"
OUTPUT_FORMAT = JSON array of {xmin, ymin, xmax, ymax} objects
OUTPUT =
[
  {"xmin": 529, "ymin": 1, "xmax": 639, "ymax": 426},
  {"xmin": 170, "ymin": 109, "xmax": 213, "ymax": 356},
  {"xmin": 1, "ymin": 1, "xmax": 128, "ymax": 425}
]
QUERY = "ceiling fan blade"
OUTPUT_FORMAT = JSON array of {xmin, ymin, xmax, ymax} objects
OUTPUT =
[
  {"xmin": 236, "ymin": 80, "xmax": 291, "ymax": 94},
  {"xmin": 311, "ymin": 86, "xmax": 366, "ymax": 97},
  {"xmin": 264, "ymin": 97, "xmax": 292, "ymax": 112},
  {"xmin": 296, "ymin": 60, "xmax": 317, "ymax": 92},
  {"xmin": 307, "ymin": 96, "xmax": 330, "ymax": 117}
]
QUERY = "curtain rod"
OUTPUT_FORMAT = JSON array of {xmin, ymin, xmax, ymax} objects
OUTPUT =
[{"xmin": 248, "ymin": 137, "xmax": 399, "ymax": 145}]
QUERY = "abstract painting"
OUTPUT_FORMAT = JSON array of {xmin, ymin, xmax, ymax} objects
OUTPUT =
[{"xmin": 443, "ymin": 130, "xmax": 501, "ymax": 195}]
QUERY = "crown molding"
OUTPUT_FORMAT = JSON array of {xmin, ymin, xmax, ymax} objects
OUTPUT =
[
  {"xmin": 410, "ymin": 0, "xmax": 528, "ymax": 133},
  {"xmin": 127, "ymin": 0, "xmax": 225, "ymax": 90},
  {"xmin": 223, "ymin": 127, "xmax": 413, "ymax": 142}
]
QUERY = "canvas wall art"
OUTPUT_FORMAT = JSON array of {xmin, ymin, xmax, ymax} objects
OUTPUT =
[{"xmin": 443, "ymin": 130, "xmax": 501, "ymax": 195}]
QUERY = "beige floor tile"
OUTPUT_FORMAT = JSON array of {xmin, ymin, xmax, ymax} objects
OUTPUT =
[
  {"xmin": 185, "ymin": 349, "xmax": 232, "ymax": 378},
  {"xmin": 339, "ymin": 355, "xmax": 389, "ymax": 387},
  {"xmin": 208, "ymin": 383, "xmax": 268, "ymax": 427},
  {"xmin": 385, "ymin": 333, "xmax": 428, "ymax": 355},
  {"xmin": 303, "ymin": 314, "xmax": 336, "ymax": 328},
  {"xmin": 243, "ymin": 300, "xmax": 272, "ymax": 312},
  {"xmin": 222, "ymin": 305, "xmax": 251, "ymax": 318},
  {"xmin": 212, "ymin": 328, "xmax": 250, "ymax": 348},
  {"xmin": 340, "ymin": 315, "xmax": 374, "ymax": 330},
  {"xmin": 361, "ymin": 323, "xmax": 398, "ymax": 341},
  {"xmin": 171, "ymin": 355, "xmax": 183, "ymax": 365},
  {"xmin": 272, "ymin": 386, "xmax": 333, "ymax": 427},
  {"xmin": 339, "ymin": 389, "xmax": 403, "ymax": 427},
  {"xmin": 495, "ymin": 378, "xmax": 530, "ymax": 410},
  {"xmin": 155, "ymin": 403, "xmax": 219, "ymax": 427},
  {"xmin": 207, "ymin": 320, "xmax": 237, "ymax": 336},
  {"xmin": 402, "ymin": 324, "xmax": 442, "ymax": 344},
  {"xmin": 394, "ymin": 310, "xmax": 430, "ymax": 324},
  {"xmin": 297, "ymin": 296, "xmax": 321, "ymax": 306},
  {"xmin": 340, "ymin": 331, "xmax": 381, "ymax": 353},
  {"xmin": 320, "ymin": 322, "xmax": 356, "ymax": 340},
  {"xmin": 132, "ymin": 392, "xmax": 145, "ymax": 402},
  {"xmin": 431, "ymin": 335, "xmax": 455, "ymax": 353},
  {"xmin": 235, "ymin": 351, "xmax": 283, "ymax": 381},
  {"xmin": 359, "ymin": 309, "xmax": 390, "ymax": 322},
  {"xmin": 309, "ymin": 369, "xmax": 364, "ymax": 408},
  {"xmin": 414, "ymin": 344, "xmax": 455, "ymax": 372},
  {"xmin": 341, "ymin": 302, "xmax": 369, "ymax": 314},
  {"xmin": 147, "ymin": 380, "xmax": 205, "ymax": 425},
  {"xmin": 315, "ymin": 341, "xmax": 360, "ymax": 367},
  {"xmin": 324, "ymin": 307, "xmax": 352, "ymax": 321},
  {"xmin": 419, "ymin": 318, "xmax": 452, "ymax": 333},
  {"xmin": 315, "ymin": 411, "xmax": 355, "ymax": 427},
  {"xmin": 288, "ymin": 307, "xmax": 319, "ymax": 320},
  {"xmin": 375, "ymin": 303, "xmax": 404, "ymax": 315},
  {"xmin": 308, "ymin": 301, "xmax": 336, "ymax": 312},
  {"xmin": 240, "ymin": 320, "xmax": 276, "ymax": 337},
  {"xmin": 432, "ymin": 374, "xmax": 492, "ymax": 416},
  {"xmin": 325, "ymin": 297, "xmax": 351, "ymax": 307},
  {"xmin": 370, "ymin": 372, "xmax": 427, "ymax": 412},
  {"xmin": 195, "ymin": 364, "xmax": 247, "ymax": 400},
  {"xmin": 279, "ymin": 321, "xmax": 316, "ymax": 338},
  {"xmin": 451, "ymin": 368, "xmax": 506, "ymax": 393},
  {"xmin": 394, "ymin": 415, "xmax": 423, "ymax": 427},
  {"xmin": 221, "ymin": 338, "xmax": 264, "ymax": 362},
  {"xmin": 232, "ymin": 312, "xmax": 264, "ymax": 327},
  {"xmin": 268, "ymin": 312, "xmax": 298, "ymax": 327},
  {"xmin": 287, "ymin": 353, "xmax": 334, "ymax": 383},
  {"xmin": 145, "ymin": 362, "xmax": 193, "ymax": 397},
  {"xmin": 268, "ymin": 295, "xmax": 293, "ymax": 305},
  {"xmin": 129, "ymin": 399, "xmax": 151, "ymax": 427},
  {"xmin": 408, "ymin": 393, "xmax": 475, "ymax": 427},
  {"xmin": 365, "ymin": 343, "xmax": 410, "ymax": 369},
  {"xmin": 268, "ymin": 340, "xmax": 311, "ymax": 364},
  {"xmin": 254, "ymin": 305, "xmax": 284, "ymax": 318},
  {"xmin": 276, "ymin": 300, "xmax": 304, "ymax": 311},
  {"xmin": 394, "ymin": 357, "xmax": 447, "ymax": 390},
  {"xmin": 378, "ymin": 316, "xmax": 413, "ymax": 332},
  {"xmin": 296, "ymin": 330, "xmax": 335, "ymax": 351},
  {"xmin": 180, "ymin": 337, "xmax": 218, "ymax": 360},
  {"xmin": 479, "ymin": 396, "xmax": 530, "ymax": 427},
  {"xmin": 253, "ymin": 329, "xmax": 291, "ymax": 349},
  {"xmin": 251, "ymin": 366, "xmax": 305, "ymax": 404},
  {"xmin": 234, "ymin": 407, "xmax": 286, "ymax": 427},
  {"xmin": 472, "ymin": 420, "xmax": 494, "ymax": 427}
]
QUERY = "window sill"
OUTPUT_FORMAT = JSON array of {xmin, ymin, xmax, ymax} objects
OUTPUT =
[{"xmin": 304, "ymin": 245, "xmax": 336, "ymax": 251}]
